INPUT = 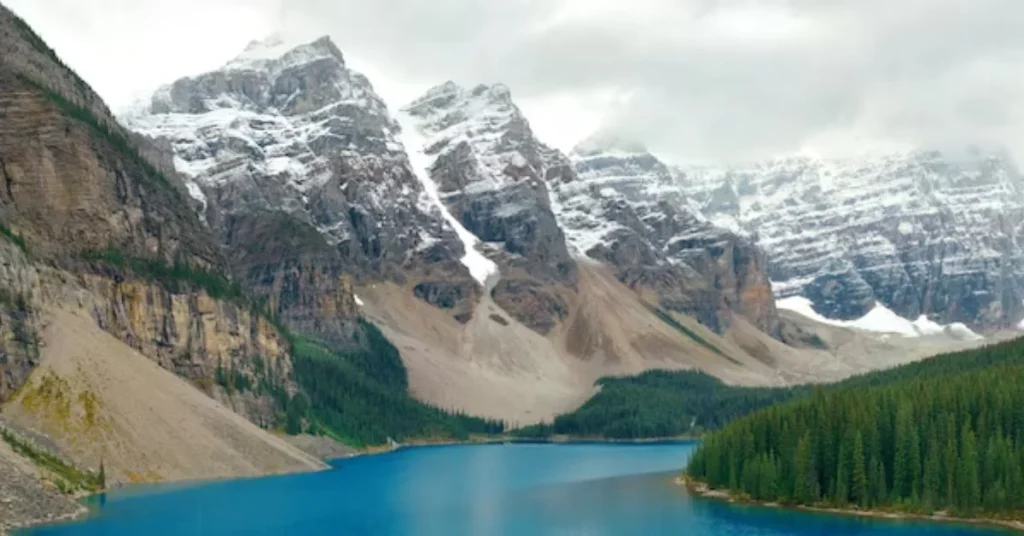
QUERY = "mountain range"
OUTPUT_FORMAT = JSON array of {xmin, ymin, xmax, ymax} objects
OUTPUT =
[
  {"xmin": 117, "ymin": 33, "xmax": 1024, "ymax": 419},
  {"xmin": 0, "ymin": 14, "xmax": 1017, "ymax": 528}
]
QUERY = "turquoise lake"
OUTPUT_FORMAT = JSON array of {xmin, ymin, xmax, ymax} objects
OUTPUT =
[{"xmin": 22, "ymin": 442, "xmax": 1014, "ymax": 535}]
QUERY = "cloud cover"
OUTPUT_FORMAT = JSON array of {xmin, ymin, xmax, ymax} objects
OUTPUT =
[{"xmin": 7, "ymin": 0, "xmax": 1024, "ymax": 163}]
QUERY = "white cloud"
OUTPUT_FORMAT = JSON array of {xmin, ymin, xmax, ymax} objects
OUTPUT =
[{"xmin": 8, "ymin": 0, "xmax": 1024, "ymax": 163}]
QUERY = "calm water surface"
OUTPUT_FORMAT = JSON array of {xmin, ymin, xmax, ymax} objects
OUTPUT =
[{"xmin": 23, "ymin": 442, "xmax": 1013, "ymax": 535}]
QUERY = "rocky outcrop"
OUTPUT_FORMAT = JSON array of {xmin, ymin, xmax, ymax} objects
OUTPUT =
[
  {"xmin": 0, "ymin": 7, "xmax": 293, "ymax": 426},
  {"xmin": 801, "ymin": 260, "xmax": 877, "ymax": 320},
  {"xmin": 551, "ymin": 134, "xmax": 780, "ymax": 336},
  {"xmin": 124, "ymin": 36, "xmax": 475, "ymax": 339},
  {"xmin": 678, "ymin": 149, "xmax": 1024, "ymax": 329},
  {"xmin": 0, "ymin": 240, "xmax": 39, "ymax": 402},
  {"xmin": 400, "ymin": 82, "xmax": 577, "ymax": 333},
  {"xmin": 0, "ymin": 7, "xmax": 216, "ymax": 269}
]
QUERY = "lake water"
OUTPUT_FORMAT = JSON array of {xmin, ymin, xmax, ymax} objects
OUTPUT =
[{"xmin": 22, "ymin": 442, "xmax": 1013, "ymax": 535}]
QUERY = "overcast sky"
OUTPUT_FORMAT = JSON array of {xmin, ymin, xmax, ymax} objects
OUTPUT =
[{"xmin": 7, "ymin": 0, "xmax": 1024, "ymax": 164}]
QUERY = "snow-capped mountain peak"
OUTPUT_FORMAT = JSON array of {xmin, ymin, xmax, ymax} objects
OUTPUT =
[
  {"xmin": 402, "ymin": 81, "xmax": 539, "ymax": 196},
  {"xmin": 123, "ymin": 34, "xmax": 460, "ymax": 281},
  {"xmin": 677, "ymin": 148, "xmax": 1024, "ymax": 328},
  {"xmin": 224, "ymin": 34, "xmax": 344, "ymax": 75}
]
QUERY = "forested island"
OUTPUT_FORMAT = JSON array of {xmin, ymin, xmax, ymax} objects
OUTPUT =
[{"xmin": 685, "ymin": 336, "xmax": 1024, "ymax": 524}]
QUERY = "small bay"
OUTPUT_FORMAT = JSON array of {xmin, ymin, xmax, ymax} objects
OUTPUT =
[{"xmin": 22, "ymin": 442, "xmax": 1013, "ymax": 535}]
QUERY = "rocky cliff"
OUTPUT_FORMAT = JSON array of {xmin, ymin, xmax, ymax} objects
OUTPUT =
[
  {"xmin": 399, "ymin": 82, "xmax": 577, "ymax": 333},
  {"xmin": 677, "ymin": 149, "xmax": 1024, "ymax": 330},
  {"xmin": 124, "ymin": 35, "xmax": 476, "ymax": 339},
  {"xmin": 0, "ymin": 4, "xmax": 294, "ymax": 424},
  {"xmin": 550, "ymin": 134, "xmax": 780, "ymax": 336}
]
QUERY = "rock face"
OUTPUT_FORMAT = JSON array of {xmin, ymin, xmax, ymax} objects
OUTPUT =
[
  {"xmin": 400, "ymin": 82, "xmax": 576, "ymax": 333},
  {"xmin": 677, "ymin": 149, "xmax": 1024, "ymax": 329},
  {"xmin": 124, "ymin": 36, "xmax": 475, "ymax": 340},
  {"xmin": 549, "ymin": 133, "xmax": 780, "ymax": 336},
  {"xmin": 0, "ymin": 5, "xmax": 292, "ymax": 424}
]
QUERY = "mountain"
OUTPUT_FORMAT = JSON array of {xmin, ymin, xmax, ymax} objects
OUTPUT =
[
  {"xmin": 123, "ymin": 35, "xmax": 474, "ymax": 343},
  {"xmin": 398, "ymin": 81, "xmax": 578, "ymax": 333},
  {"xmin": 122, "ymin": 34, "xmax": 1001, "ymax": 425},
  {"xmin": 676, "ymin": 150, "xmax": 1024, "ymax": 330},
  {"xmin": 556, "ymin": 133, "xmax": 780, "ymax": 336}
]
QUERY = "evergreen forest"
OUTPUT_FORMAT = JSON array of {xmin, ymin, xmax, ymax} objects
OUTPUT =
[{"xmin": 685, "ymin": 336, "xmax": 1024, "ymax": 519}]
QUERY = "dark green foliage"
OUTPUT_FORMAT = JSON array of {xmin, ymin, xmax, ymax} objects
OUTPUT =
[
  {"xmin": 83, "ymin": 248, "xmax": 244, "ymax": 302},
  {"xmin": 514, "ymin": 370, "xmax": 805, "ymax": 439},
  {"xmin": 0, "ymin": 221, "xmax": 28, "ymax": 254},
  {"xmin": 529, "ymin": 335, "xmax": 1024, "ymax": 441},
  {"xmin": 686, "ymin": 341, "xmax": 1024, "ymax": 519},
  {"xmin": 0, "ymin": 428, "xmax": 102, "ymax": 493},
  {"xmin": 289, "ymin": 330, "xmax": 503, "ymax": 447},
  {"xmin": 646, "ymin": 305, "xmax": 728, "ymax": 358},
  {"xmin": 347, "ymin": 319, "xmax": 407, "ymax": 392}
]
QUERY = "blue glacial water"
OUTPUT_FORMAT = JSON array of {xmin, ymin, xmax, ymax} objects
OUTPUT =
[{"xmin": 22, "ymin": 442, "xmax": 1014, "ymax": 535}]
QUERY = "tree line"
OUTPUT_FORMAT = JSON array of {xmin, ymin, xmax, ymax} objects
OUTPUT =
[
  {"xmin": 686, "ymin": 350, "xmax": 1024, "ymax": 518},
  {"xmin": 514, "ymin": 370, "xmax": 806, "ymax": 439}
]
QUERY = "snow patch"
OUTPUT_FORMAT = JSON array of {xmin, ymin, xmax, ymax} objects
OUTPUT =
[
  {"xmin": 777, "ymin": 296, "xmax": 984, "ymax": 340},
  {"xmin": 897, "ymin": 221, "xmax": 914, "ymax": 235},
  {"xmin": 911, "ymin": 314, "xmax": 945, "ymax": 335},
  {"xmin": 947, "ymin": 323, "xmax": 983, "ymax": 341},
  {"xmin": 395, "ymin": 111, "xmax": 498, "ymax": 285}
]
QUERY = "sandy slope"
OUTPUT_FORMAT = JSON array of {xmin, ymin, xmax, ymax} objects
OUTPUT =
[
  {"xmin": 2, "ymin": 308, "xmax": 325, "ymax": 485},
  {"xmin": 361, "ymin": 264, "xmax": 784, "ymax": 424},
  {"xmin": 361, "ymin": 262, "xmax": 994, "ymax": 425}
]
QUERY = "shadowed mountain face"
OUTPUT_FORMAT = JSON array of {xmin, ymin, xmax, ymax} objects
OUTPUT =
[{"xmin": 677, "ymin": 150, "xmax": 1024, "ymax": 329}]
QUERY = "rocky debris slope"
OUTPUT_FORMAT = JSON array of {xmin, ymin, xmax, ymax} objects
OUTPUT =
[
  {"xmin": 548, "ymin": 133, "xmax": 780, "ymax": 335},
  {"xmin": 399, "ymin": 82, "xmax": 576, "ymax": 333},
  {"xmin": 124, "ymin": 35, "xmax": 474, "ymax": 339},
  {"xmin": 0, "ymin": 426, "xmax": 84, "ymax": 534},
  {"xmin": 4, "ymin": 308, "xmax": 325, "ymax": 486},
  {"xmin": 676, "ymin": 149, "xmax": 1024, "ymax": 329}
]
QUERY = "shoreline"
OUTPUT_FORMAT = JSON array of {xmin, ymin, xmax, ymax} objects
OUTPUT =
[{"xmin": 679, "ymin": 475, "xmax": 1024, "ymax": 533}]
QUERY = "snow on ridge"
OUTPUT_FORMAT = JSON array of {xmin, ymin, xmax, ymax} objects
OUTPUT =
[
  {"xmin": 395, "ymin": 111, "xmax": 498, "ymax": 286},
  {"xmin": 223, "ymin": 34, "xmax": 341, "ymax": 75},
  {"xmin": 777, "ymin": 296, "xmax": 983, "ymax": 340},
  {"xmin": 402, "ymin": 82, "xmax": 527, "ymax": 195}
]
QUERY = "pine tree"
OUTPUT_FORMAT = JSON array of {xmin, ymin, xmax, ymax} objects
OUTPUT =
[
  {"xmin": 834, "ymin": 436, "xmax": 850, "ymax": 505},
  {"xmin": 956, "ymin": 421, "xmax": 980, "ymax": 514},
  {"xmin": 851, "ymin": 431, "xmax": 868, "ymax": 507},
  {"xmin": 893, "ymin": 402, "xmax": 914, "ymax": 501},
  {"xmin": 923, "ymin": 437, "xmax": 941, "ymax": 512},
  {"xmin": 793, "ymin": 433, "xmax": 817, "ymax": 504},
  {"xmin": 944, "ymin": 414, "xmax": 957, "ymax": 509},
  {"xmin": 869, "ymin": 456, "xmax": 887, "ymax": 507}
]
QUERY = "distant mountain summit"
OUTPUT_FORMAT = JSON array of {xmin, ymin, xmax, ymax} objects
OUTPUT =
[{"xmin": 676, "ymin": 149, "xmax": 1024, "ymax": 329}]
